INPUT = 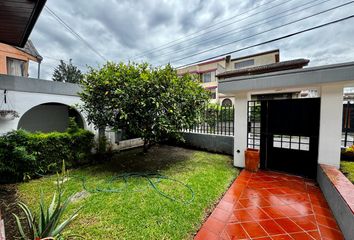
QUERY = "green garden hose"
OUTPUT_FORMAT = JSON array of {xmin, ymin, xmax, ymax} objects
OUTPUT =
[{"xmin": 71, "ymin": 172, "xmax": 195, "ymax": 205}]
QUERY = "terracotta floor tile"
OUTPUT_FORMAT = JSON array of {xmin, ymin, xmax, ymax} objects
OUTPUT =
[
  {"xmin": 219, "ymin": 230, "xmax": 230, "ymax": 240},
  {"xmin": 217, "ymin": 200, "xmax": 235, "ymax": 212},
  {"xmin": 274, "ymin": 218, "xmax": 303, "ymax": 233},
  {"xmin": 232, "ymin": 209, "xmax": 255, "ymax": 222},
  {"xmin": 241, "ymin": 222, "xmax": 269, "ymax": 238},
  {"xmin": 276, "ymin": 205, "xmax": 302, "ymax": 217},
  {"xmin": 194, "ymin": 227, "xmax": 219, "ymax": 240},
  {"xmin": 307, "ymin": 230, "xmax": 322, "ymax": 240},
  {"xmin": 246, "ymin": 208, "xmax": 271, "ymax": 221},
  {"xmin": 270, "ymin": 234, "xmax": 293, "ymax": 240},
  {"xmin": 224, "ymin": 223, "xmax": 249, "ymax": 239},
  {"xmin": 211, "ymin": 207, "xmax": 232, "ymax": 223},
  {"xmin": 318, "ymin": 225, "xmax": 344, "ymax": 240},
  {"xmin": 288, "ymin": 203, "xmax": 313, "ymax": 216},
  {"xmin": 193, "ymin": 170, "xmax": 343, "ymax": 240},
  {"xmin": 258, "ymin": 219, "xmax": 285, "ymax": 235},
  {"xmin": 261, "ymin": 206, "xmax": 287, "ymax": 218},
  {"xmin": 204, "ymin": 216, "xmax": 226, "ymax": 235},
  {"xmin": 312, "ymin": 205, "xmax": 333, "ymax": 219},
  {"xmin": 290, "ymin": 232, "xmax": 314, "ymax": 240},
  {"xmin": 263, "ymin": 195, "xmax": 286, "ymax": 206},
  {"xmin": 315, "ymin": 214, "xmax": 340, "ymax": 230},
  {"xmin": 290, "ymin": 216, "xmax": 317, "ymax": 231}
]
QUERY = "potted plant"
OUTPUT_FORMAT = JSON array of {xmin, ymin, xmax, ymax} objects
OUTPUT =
[
  {"xmin": 0, "ymin": 109, "xmax": 19, "ymax": 121},
  {"xmin": 245, "ymin": 148, "xmax": 260, "ymax": 172}
]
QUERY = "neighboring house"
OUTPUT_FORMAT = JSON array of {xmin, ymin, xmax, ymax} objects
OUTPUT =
[
  {"xmin": 0, "ymin": 40, "xmax": 42, "ymax": 78},
  {"xmin": 177, "ymin": 49, "xmax": 280, "ymax": 105}
]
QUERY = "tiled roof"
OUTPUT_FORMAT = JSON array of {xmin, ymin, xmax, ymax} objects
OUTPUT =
[
  {"xmin": 15, "ymin": 39, "xmax": 43, "ymax": 62},
  {"xmin": 216, "ymin": 59, "xmax": 309, "ymax": 78}
]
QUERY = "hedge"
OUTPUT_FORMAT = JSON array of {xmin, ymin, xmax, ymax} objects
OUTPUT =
[{"xmin": 0, "ymin": 126, "xmax": 95, "ymax": 183}]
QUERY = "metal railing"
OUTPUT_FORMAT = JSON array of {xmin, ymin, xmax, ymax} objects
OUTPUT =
[
  {"xmin": 186, "ymin": 105, "xmax": 234, "ymax": 136},
  {"xmin": 342, "ymin": 101, "xmax": 354, "ymax": 147}
]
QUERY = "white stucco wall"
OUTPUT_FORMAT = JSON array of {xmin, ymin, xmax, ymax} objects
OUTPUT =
[
  {"xmin": 0, "ymin": 90, "xmax": 93, "ymax": 134},
  {"xmin": 318, "ymin": 84, "xmax": 344, "ymax": 168},
  {"xmin": 233, "ymin": 92, "xmax": 249, "ymax": 167}
]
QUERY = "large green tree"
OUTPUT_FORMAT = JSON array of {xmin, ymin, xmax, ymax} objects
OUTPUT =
[
  {"xmin": 52, "ymin": 59, "xmax": 83, "ymax": 83},
  {"xmin": 79, "ymin": 62, "xmax": 208, "ymax": 151}
]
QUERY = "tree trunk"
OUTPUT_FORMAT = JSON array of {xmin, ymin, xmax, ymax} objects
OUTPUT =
[
  {"xmin": 98, "ymin": 127, "xmax": 106, "ymax": 154},
  {"xmin": 143, "ymin": 139, "xmax": 149, "ymax": 153}
]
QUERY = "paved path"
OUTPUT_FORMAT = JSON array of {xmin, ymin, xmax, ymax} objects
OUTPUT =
[{"xmin": 194, "ymin": 170, "xmax": 343, "ymax": 240}]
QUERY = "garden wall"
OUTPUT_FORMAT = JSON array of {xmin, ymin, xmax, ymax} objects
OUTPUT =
[
  {"xmin": 317, "ymin": 164, "xmax": 354, "ymax": 240},
  {"xmin": 182, "ymin": 132, "xmax": 233, "ymax": 155}
]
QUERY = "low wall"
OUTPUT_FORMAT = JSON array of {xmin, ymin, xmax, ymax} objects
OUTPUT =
[
  {"xmin": 182, "ymin": 132, "xmax": 233, "ymax": 155},
  {"xmin": 317, "ymin": 164, "xmax": 354, "ymax": 240},
  {"xmin": 111, "ymin": 138, "xmax": 144, "ymax": 151}
]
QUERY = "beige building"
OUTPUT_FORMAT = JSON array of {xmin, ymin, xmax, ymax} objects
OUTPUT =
[{"xmin": 177, "ymin": 49, "xmax": 280, "ymax": 105}]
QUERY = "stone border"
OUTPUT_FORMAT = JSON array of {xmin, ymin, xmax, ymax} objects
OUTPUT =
[
  {"xmin": 317, "ymin": 164, "xmax": 354, "ymax": 240},
  {"xmin": 0, "ymin": 210, "xmax": 5, "ymax": 240}
]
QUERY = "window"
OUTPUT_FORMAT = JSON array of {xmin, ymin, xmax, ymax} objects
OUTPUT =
[
  {"xmin": 209, "ymin": 91, "xmax": 216, "ymax": 99},
  {"xmin": 273, "ymin": 135, "xmax": 310, "ymax": 151},
  {"xmin": 247, "ymin": 101, "xmax": 261, "ymax": 149},
  {"xmin": 7, "ymin": 58, "xmax": 26, "ymax": 77},
  {"xmin": 234, "ymin": 59, "xmax": 254, "ymax": 69},
  {"xmin": 222, "ymin": 98, "xmax": 232, "ymax": 106},
  {"xmin": 202, "ymin": 72, "xmax": 212, "ymax": 83}
]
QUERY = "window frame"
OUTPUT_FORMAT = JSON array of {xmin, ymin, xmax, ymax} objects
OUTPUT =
[{"xmin": 6, "ymin": 57, "xmax": 27, "ymax": 77}]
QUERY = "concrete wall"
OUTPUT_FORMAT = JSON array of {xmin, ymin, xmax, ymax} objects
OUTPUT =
[
  {"xmin": 318, "ymin": 85, "xmax": 344, "ymax": 168},
  {"xmin": 18, "ymin": 104, "xmax": 69, "ymax": 132},
  {"xmin": 233, "ymin": 93, "xmax": 249, "ymax": 167},
  {"xmin": 317, "ymin": 165, "xmax": 354, "ymax": 240},
  {"xmin": 0, "ymin": 75, "xmax": 92, "ymax": 134},
  {"xmin": 182, "ymin": 132, "xmax": 233, "ymax": 155}
]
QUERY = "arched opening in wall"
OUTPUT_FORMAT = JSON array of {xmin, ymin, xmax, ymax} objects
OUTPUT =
[
  {"xmin": 222, "ymin": 98, "xmax": 232, "ymax": 107},
  {"xmin": 18, "ymin": 103, "xmax": 84, "ymax": 133}
]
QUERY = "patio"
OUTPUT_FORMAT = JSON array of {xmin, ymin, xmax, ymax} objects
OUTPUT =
[{"xmin": 195, "ymin": 170, "xmax": 343, "ymax": 240}]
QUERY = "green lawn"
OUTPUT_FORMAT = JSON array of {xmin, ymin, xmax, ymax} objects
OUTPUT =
[
  {"xmin": 17, "ymin": 145, "xmax": 237, "ymax": 239},
  {"xmin": 340, "ymin": 161, "xmax": 354, "ymax": 183}
]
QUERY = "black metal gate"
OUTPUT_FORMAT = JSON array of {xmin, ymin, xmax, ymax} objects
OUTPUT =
[{"xmin": 249, "ymin": 98, "xmax": 321, "ymax": 178}]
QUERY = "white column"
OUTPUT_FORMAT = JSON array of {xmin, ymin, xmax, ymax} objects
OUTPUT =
[
  {"xmin": 234, "ymin": 92, "xmax": 249, "ymax": 167},
  {"xmin": 318, "ymin": 84, "xmax": 344, "ymax": 168}
]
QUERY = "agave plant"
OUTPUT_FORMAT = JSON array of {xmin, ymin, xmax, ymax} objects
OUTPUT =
[{"xmin": 13, "ymin": 178, "xmax": 80, "ymax": 239}]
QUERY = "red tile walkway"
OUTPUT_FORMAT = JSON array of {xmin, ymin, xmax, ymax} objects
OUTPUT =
[{"xmin": 195, "ymin": 170, "xmax": 344, "ymax": 240}]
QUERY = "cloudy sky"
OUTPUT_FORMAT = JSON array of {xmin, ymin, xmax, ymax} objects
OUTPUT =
[{"xmin": 28, "ymin": 0, "xmax": 354, "ymax": 80}]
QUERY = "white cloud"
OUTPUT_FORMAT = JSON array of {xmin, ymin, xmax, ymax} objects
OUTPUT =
[{"xmin": 28, "ymin": 0, "xmax": 354, "ymax": 80}]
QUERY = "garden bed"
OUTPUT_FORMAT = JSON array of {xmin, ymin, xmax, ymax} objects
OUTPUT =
[
  {"xmin": 14, "ymin": 145, "xmax": 237, "ymax": 239},
  {"xmin": 341, "ymin": 161, "xmax": 354, "ymax": 183}
]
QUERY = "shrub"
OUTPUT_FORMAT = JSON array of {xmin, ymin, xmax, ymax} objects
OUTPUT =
[{"xmin": 0, "ymin": 125, "xmax": 94, "ymax": 183}]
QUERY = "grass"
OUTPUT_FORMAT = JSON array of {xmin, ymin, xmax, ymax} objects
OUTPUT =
[
  {"xmin": 17, "ymin": 145, "xmax": 238, "ymax": 239},
  {"xmin": 340, "ymin": 161, "xmax": 354, "ymax": 183}
]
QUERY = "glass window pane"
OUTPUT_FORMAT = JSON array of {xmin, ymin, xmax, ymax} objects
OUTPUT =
[
  {"xmin": 283, "ymin": 135, "xmax": 290, "ymax": 142},
  {"xmin": 282, "ymin": 142, "xmax": 290, "ymax": 149},
  {"xmin": 291, "ymin": 142, "xmax": 299, "ymax": 150},
  {"xmin": 274, "ymin": 141, "xmax": 281, "ymax": 148},
  {"xmin": 300, "ymin": 136, "xmax": 310, "ymax": 144},
  {"xmin": 274, "ymin": 135, "xmax": 282, "ymax": 141},
  {"xmin": 300, "ymin": 144, "xmax": 310, "ymax": 151}
]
